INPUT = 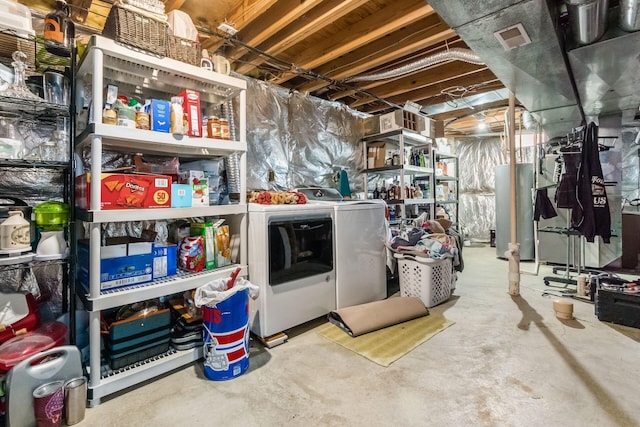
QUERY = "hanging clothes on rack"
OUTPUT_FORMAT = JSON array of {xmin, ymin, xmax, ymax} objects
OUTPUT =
[
  {"xmin": 555, "ymin": 148, "xmax": 581, "ymax": 209},
  {"xmin": 572, "ymin": 122, "xmax": 611, "ymax": 243},
  {"xmin": 534, "ymin": 188, "xmax": 557, "ymax": 221}
]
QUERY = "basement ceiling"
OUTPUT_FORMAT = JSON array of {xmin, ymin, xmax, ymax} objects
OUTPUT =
[{"xmin": 21, "ymin": 0, "xmax": 585, "ymax": 136}]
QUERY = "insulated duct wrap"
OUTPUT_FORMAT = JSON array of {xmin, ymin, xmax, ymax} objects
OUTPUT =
[
  {"xmin": 347, "ymin": 49, "xmax": 483, "ymax": 82},
  {"xmin": 245, "ymin": 78, "xmax": 365, "ymax": 192},
  {"xmin": 454, "ymin": 137, "xmax": 506, "ymax": 241}
]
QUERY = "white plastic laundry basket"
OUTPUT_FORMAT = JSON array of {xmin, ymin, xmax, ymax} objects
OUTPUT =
[{"xmin": 394, "ymin": 254, "xmax": 453, "ymax": 308}]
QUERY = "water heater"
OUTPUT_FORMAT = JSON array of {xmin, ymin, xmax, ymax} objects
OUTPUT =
[{"xmin": 494, "ymin": 163, "xmax": 534, "ymax": 260}]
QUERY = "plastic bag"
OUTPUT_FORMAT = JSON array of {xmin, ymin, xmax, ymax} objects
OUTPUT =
[{"xmin": 194, "ymin": 277, "xmax": 259, "ymax": 307}]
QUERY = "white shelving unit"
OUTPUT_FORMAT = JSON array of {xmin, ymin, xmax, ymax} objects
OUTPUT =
[
  {"xmin": 362, "ymin": 129, "xmax": 435, "ymax": 221},
  {"xmin": 433, "ymin": 151, "xmax": 459, "ymax": 226},
  {"xmin": 75, "ymin": 35, "xmax": 247, "ymax": 406}
]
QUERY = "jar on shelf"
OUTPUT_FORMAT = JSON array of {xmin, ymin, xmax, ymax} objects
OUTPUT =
[
  {"xmin": 0, "ymin": 113, "xmax": 24, "ymax": 160},
  {"xmin": 43, "ymin": 0, "xmax": 75, "ymax": 58}
]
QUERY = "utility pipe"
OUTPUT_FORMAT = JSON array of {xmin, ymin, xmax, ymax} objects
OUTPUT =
[{"xmin": 507, "ymin": 91, "xmax": 520, "ymax": 296}]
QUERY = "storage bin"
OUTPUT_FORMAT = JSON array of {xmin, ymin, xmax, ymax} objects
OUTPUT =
[
  {"xmin": 394, "ymin": 254, "xmax": 453, "ymax": 308},
  {"xmin": 102, "ymin": 5, "xmax": 167, "ymax": 56},
  {"xmin": 596, "ymin": 288, "xmax": 640, "ymax": 329},
  {"xmin": 166, "ymin": 34, "xmax": 200, "ymax": 65}
]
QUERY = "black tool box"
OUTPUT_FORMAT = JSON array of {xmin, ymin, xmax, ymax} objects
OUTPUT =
[{"xmin": 596, "ymin": 287, "xmax": 640, "ymax": 329}]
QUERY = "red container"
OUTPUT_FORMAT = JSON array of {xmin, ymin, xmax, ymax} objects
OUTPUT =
[
  {"xmin": 0, "ymin": 321, "xmax": 67, "ymax": 371},
  {"xmin": 0, "ymin": 292, "xmax": 39, "ymax": 344}
]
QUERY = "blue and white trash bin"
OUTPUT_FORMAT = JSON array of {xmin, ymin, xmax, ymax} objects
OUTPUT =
[{"xmin": 195, "ymin": 274, "xmax": 259, "ymax": 381}]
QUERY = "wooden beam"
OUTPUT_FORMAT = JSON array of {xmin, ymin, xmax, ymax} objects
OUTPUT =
[
  {"xmin": 69, "ymin": 0, "xmax": 92, "ymax": 24},
  {"xmin": 234, "ymin": 0, "xmax": 370, "ymax": 74},
  {"xmin": 164, "ymin": 0, "xmax": 188, "ymax": 12},
  {"xmin": 201, "ymin": 0, "xmax": 281, "ymax": 51},
  {"xmin": 295, "ymin": 24, "xmax": 456, "ymax": 94},
  {"xmin": 348, "ymin": 62, "xmax": 488, "ymax": 108},
  {"xmin": 359, "ymin": 70, "xmax": 501, "ymax": 113},
  {"xmin": 226, "ymin": 0, "xmax": 325, "ymax": 60},
  {"xmin": 271, "ymin": 0, "xmax": 434, "ymax": 85}
]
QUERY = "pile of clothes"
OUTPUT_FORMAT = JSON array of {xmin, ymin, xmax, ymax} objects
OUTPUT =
[{"xmin": 388, "ymin": 213, "xmax": 464, "ymax": 272}]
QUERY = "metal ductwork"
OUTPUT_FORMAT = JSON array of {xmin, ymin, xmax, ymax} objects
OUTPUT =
[
  {"xmin": 428, "ymin": 0, "xmax": 583, "ymax": 138},
  {"xmin": 347, "ymin": 48, "xmax": 483, "ymax": 82}
]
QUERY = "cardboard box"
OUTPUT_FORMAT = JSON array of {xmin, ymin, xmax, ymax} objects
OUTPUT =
[
  {"xmin": 177, "ymin": 90, "xmax": 202, "ymax": 137},
  {"xmin": 171, "ymin": 183, "xmax": 192, "ymax": 208},
  {"xmin": 77, "ymin": 237, "xmax": 154, "ymax": 292},
  {"xmin": 75, "ymin": 173, "xmax": 172, "ymax": 210},
  {"xmin": 179, "ymin": 172, "xmax": 209, "ymax": 206},
  {"xmin": 149, "ymin": 99, "xmax": 171, "ymax": 132},
  {"xmin": 190, "ymin": 222, "xmax": 216, "ymax": 269},
  {"xmin": 367, "ymin": 141, "xmax": 387, "ymax": 168},
  {"xmin": 153, "ymin": 243, "xmax": 177, "ymax": 279}
]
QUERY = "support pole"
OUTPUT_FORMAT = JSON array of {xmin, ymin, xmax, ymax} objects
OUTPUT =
[{"xmin": 507, "ymin": 91, "xmax": 520, "ymax": 295}]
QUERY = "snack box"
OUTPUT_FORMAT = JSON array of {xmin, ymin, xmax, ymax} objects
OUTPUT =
[
  {"xmin": 77, "ymin": 237, "xmax": 154, "ymax": 292},
  {"xmin": 177, "ymin": 90, "xmax": 202, "ymax": 137},
  {"xmin": 215, "ymin": 224, "xmax": 231, "ymax": 267},
  {"xmin": 171, "ymin": 183, "xmax": 192, "ymax": 208},
  {"xmin": 75, "ymin": 173, "xmax": 172, "ymax": 210},
  {"xmin": 153, "ymin": 243, "xmax": 177, "ymax": 279},
  {"xmin": 190, "ymin": 222, "xmax": 216, "ymax": 270},
  {"xmin": 148, "ymin": 99, "xmax": 171, "ymax": 133}
]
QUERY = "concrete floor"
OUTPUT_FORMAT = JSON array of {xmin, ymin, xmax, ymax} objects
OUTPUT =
[{"xmin": 82, "ymin": 245, "xmax": 640, "ymax": 427}]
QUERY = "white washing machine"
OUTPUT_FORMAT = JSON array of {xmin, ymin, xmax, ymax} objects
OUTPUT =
[
  {"xmin": 298, "ymin": 188, "xmax": 388, "ymax": 309},
  {"xmin": 247, "ymin": 202, "xmax": 336, "ymax": 338}
]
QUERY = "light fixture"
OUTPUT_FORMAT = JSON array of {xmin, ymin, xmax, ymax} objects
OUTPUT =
[{"xmin": 477, "ymin": 121, "xmax": 488, "ymax": 131}]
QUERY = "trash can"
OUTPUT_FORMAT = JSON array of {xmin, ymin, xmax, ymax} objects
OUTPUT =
[{"xmin": 202, "ymin": 287, "xmax": 250, "ymax": 381}]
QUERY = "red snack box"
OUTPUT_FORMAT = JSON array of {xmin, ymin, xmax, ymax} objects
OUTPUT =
[
  {"xmin": 75, "ymin": 173, "xmax": 172, "ymax": 209},
  {"xmin": 177, "ymin": 89, "xmax": 202, "ymax": 137}
]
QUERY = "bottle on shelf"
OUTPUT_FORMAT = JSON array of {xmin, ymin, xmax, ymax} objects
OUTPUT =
[
  {"xmin": 414, "ymin": 185, "xmax": 423, "ymax": 199},
  {"xmin": 372, "ymin": 182, "xmax": 380, "ymax": 199},
  {"xmin": 419, "ymin": 150, "xmax": 426, "ymax": 168},
  {"xmin": 43, "ymin": 0, "xmax": 75, "ymax": 58},
  {"xmin": 380, "ymin": 182, "xmax": 387, "ymax": 201}
]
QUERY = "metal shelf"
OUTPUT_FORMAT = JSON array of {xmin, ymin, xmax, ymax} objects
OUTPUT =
[
  {"xmin": 435, "ymin": 199, "xmax": 459, "ymax": 204},
  {"xmin": 0, "ymin": 95, "xmax": 70, "ymax": 119},
  {"xmin": 76, "ymin": 123, "xmax": 247, "ymax": 157},
  {"xmin": 366, "ymin": 165, "xmax": 434, "ymax": 175},
  {"xmin": 435, "ymin": 175, "xmax": 458, "ymax": 182},
  {"xmin": 79, "ymin": 264, "xmax": 247, "ymax": 311},
  {"xmin": 76, "ymin": 204, "xmax": 246, "ymax": 223},
  {"xmin": 385, "ymin": 197, "xmax": 436, "ymax": 205},
  {"xmin": 87, "ymin": 347, "xmax": 203, "ymax": 407},
  {"xmin": 0, "ymin": 158, "xmax": 70, "ymax": 169},
  {"xmin": 434, "ymin": 151, "xmax": 458, "ymax": 160},
  {"xmin": 363, "ymin": 128, "xmax": 431, "ymax": 146}
]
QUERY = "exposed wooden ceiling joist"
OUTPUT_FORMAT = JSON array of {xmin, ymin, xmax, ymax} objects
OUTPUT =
[
  {"xmin": 270, "ymin": 0, "xmax": 434, "ymax": 85},
  {"xmin": 294, "ymin": 21, "xmax": 457, "ymax": 94},
  {"xmin": 233, "ymin": 0, "xmax": 370, "ymax": 75}
]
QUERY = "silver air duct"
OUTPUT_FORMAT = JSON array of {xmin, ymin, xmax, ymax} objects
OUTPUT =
[{"xmin": 346, "ymin": 48, "xmax": 483, "ymax": 82}]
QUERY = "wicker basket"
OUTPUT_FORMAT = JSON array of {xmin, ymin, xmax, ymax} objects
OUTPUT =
[
  {"xmin": 167, "ymin": 35, "xmax": 200, "ymax": 65},
  {"xmin": 102, "ymin": 5, "xmax": 167, "ymax": 57}
]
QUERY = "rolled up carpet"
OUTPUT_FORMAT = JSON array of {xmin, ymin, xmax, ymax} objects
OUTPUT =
[{"xmin": 328, "ymin": 297, "xmax": 429, "ymax": 337}]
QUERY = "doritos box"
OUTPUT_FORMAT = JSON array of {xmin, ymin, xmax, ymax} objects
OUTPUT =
[
  {"xmin": 177, "ymin": 89, "xmax": 202, "ymax": 137},
  {"xmin": 75, "ymin": 173, "xmax": 172, "ymax": 209}
]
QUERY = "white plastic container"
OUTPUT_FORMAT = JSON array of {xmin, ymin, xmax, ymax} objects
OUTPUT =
[{"xmin": 0, "ymin": 0, "xmax": 35, "ymax": 38}]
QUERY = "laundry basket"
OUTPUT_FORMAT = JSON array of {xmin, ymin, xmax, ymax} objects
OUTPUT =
[{"xmin": 394, "ymin": 254, "xmax": 453, "ymax": 308}]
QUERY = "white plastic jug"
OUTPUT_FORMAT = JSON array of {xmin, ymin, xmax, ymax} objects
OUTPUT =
[
  {"xmin": 0, "ymin": 210, "xmax": 31, "ymax": 250},
  {"xmin": 36, "ymin": 230, "xmax": 66, "ymax": 256}
]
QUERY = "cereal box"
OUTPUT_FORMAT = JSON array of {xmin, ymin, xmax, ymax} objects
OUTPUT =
[{"xmin": 75, "ymin": 173, "xmax": 172, "ymax": 209}]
